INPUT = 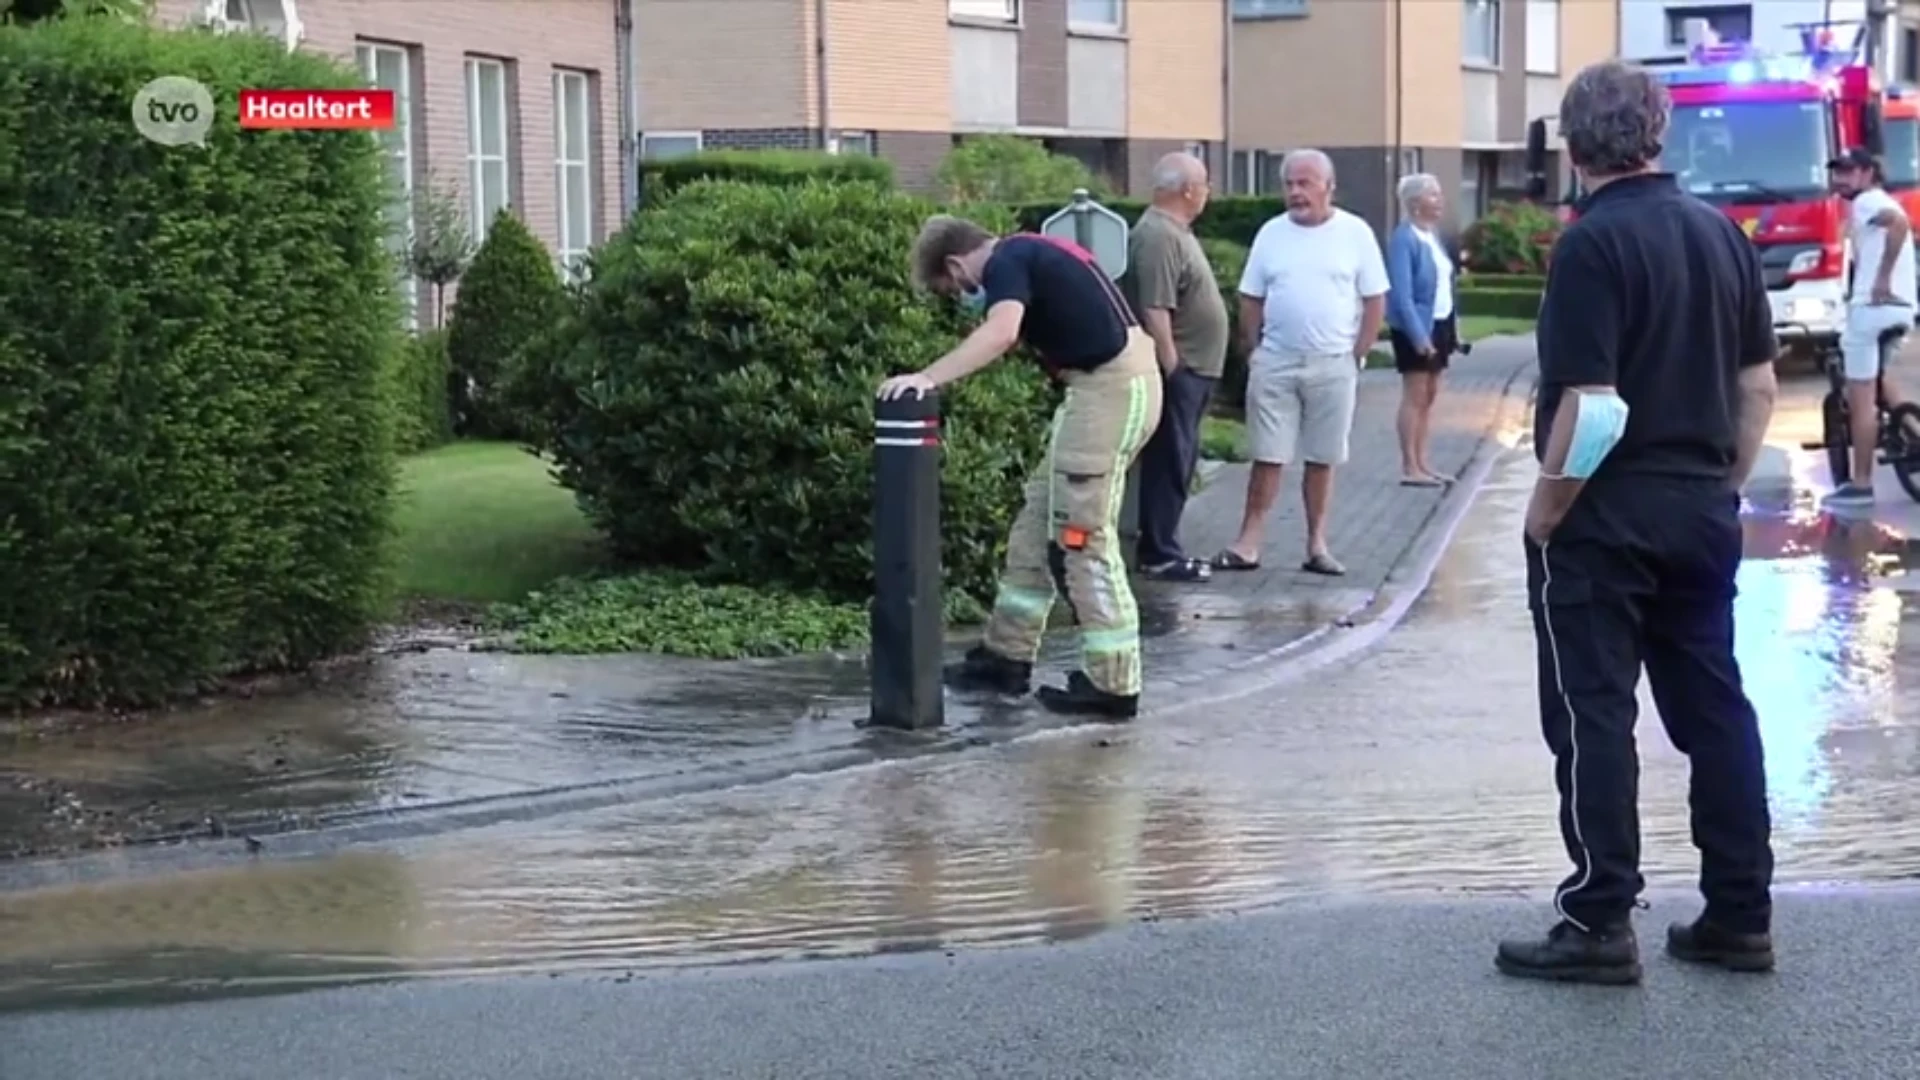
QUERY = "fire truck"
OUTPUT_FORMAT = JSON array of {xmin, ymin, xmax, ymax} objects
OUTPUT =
[{"xmin": 1525, "ymin": 23, "xmax": 1920, "ymax": 355}]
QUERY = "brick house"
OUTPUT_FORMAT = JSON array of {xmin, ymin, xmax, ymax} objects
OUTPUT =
[{"xmin": 153, "ymin": 0, "xmax": 624, "ymax": 325}]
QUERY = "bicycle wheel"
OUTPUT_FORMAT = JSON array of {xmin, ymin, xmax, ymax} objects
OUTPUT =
[
  {"xmin": 1888, "ymin": 401, "xmax": 1920, "ymax": 502},
  {"xmin": 1823, "ymin": 390, "xmax": 1852, "ymax": 486}
]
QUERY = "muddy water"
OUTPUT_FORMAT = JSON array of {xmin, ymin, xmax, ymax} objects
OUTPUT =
[
  {"xmin": 7, "ymin": 444, "xmax": 1920, "ymax": 1007},
  {"xmin": 0, "ymin": 581, "xmax": 1333, "ymax": 859}
]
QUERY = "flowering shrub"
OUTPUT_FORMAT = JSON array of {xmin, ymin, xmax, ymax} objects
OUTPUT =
[{"xmin": 1461, "ymin": 200, "xmax": 1562, "ymax": 275}]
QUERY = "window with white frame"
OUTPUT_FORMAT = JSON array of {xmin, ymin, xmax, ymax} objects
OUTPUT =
[
  {"xmin": 1232, "ymin": 0, "xmax": 1306, "ymax": 17},
  {"xmin": 950, "ymin": 0, "xmax": 1016, "ymax": 22},
  {"xmin": 465, "ymin": 56, "xmax": 513, "ymax": 245},
  {"xmin": 1525, "ymin": 0, "xmax": 1559, "ymax": 73},
  {"xmin": 1664, "ymin": 4, "xmax": 1751, "ymax": 47},
  {"xmin": 1069, "ymin": 0, "xmax": 1121, "ymax": 31},
  {"xmin": 835, "ymin": 131, "xmax": 875, "ymax": 156},
  {"xmin": 1463, "ymin": 0, "xmax": 1501, "ymax": 66},
  {"xmin": 357, "ymin": 41, "xmax": 417, "ymax": 326},
  {"xmin": 553, "ymin": 69, "xmax": 595, "ymax": 280}
]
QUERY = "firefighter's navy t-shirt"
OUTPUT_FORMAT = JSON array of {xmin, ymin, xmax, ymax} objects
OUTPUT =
[{"xmin": 979, "ymin": 234, "xmax": 1136, "ymax": 371}]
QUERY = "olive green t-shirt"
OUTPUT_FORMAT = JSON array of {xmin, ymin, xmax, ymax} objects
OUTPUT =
[{"xmin": 1122, "ymin": 206, "xmax": 1230, "ymax": 378}]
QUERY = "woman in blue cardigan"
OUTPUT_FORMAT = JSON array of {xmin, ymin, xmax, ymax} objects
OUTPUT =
[{"xmin": 1384, "ymin": 173, "xmax": 1459, "ymax": 487}]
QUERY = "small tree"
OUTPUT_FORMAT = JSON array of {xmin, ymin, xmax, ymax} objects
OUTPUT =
[
  {"xmin": 935, "ymin": 134, "xmax": 1104, "ymax": 205},
  {"xmin": 407, "ymin": 176, "xmax": 473, "ymax": 329},
  {"xmin": 446, "ymin": 208, "xmax": 564, "ymax": 439}
]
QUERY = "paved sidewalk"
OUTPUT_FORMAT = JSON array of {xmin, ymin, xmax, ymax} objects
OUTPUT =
[{"xmin": 1113, "ymin": 336, "xmax": 1537, "ymax": 672}]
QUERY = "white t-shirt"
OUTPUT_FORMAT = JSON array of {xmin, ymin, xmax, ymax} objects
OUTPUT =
[
  {"xmin": 1238, "ymin": 209, "xmax": 1390, "ymax": 356},
  {"xmin": 1849, "ymin": 187, "xmax": 1917, "ymax": 308},
  {"xmin": 1417, "ymin": 225, "xmax": 1456, "ymax": 321}
]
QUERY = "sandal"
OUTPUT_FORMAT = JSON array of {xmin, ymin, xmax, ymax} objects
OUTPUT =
[
  {"xmin": 1210, "ymin": 549, "xmax": 1261, "ymax": 571},
  {"xmin": 1301, "ymin": 552, "xmax": 1347, "ymax": 576}
]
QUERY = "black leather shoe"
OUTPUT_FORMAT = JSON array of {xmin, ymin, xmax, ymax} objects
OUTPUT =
[
  {"xmin": 1666, "ymin": 917, "xmax": 1774, "ymax": 973},
  {"xmin": 1495, "ymin": 921, "xmax": 1642, "ymax": 985},
  {"xmin": 1035, "ymin": 671, "xmax": 1138, "ymax": 720},
  {"xmin": 942, "ymin": 646, "xmax": 1032, "ymax": 696}
]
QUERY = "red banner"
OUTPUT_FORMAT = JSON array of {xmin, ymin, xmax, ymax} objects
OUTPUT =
[{"xmin": 238, "ymin": 89, "xmax": 395, "ymax": 130}]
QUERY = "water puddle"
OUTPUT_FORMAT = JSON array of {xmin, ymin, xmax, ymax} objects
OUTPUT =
[{"xmin": 8, "ymin": 445, "xmax": 1920, "ymax": 1009}]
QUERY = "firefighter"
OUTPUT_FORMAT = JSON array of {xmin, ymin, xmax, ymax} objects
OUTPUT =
[{"xmin": 880, "ymin": 217, "xmax": 1162, "ymax": 720}]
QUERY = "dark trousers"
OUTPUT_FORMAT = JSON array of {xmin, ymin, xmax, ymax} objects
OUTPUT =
[
  {"xmin": 1137, "ymin": 365, "xmax": 1217, "ymax": 566},
  {"xmin": 1525, "ymin": 475, "xmax": 1773, "ymax": 934}
]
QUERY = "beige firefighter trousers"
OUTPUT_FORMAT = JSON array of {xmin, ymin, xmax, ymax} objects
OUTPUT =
[{"xmin": 981, "ymin": 329, "xmax": 1164, "ymax": 696}]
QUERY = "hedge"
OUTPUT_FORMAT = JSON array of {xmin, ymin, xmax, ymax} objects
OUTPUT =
[
  {"xmin": 1198, "ymin": 238, "xmax": 1251, "ymax": 408},
  {"xmin": 517, "ymin": 179, "xmax": 1052, "ymax": 604},
  {"xmin": 0, "ymin": 20, "xmax": 398, "ymax": 707},
  {"xmin": 640, "ymin": 150, "xmax": 894, "ymax": 207},
  {"xmin": 1459, "ymin": 267, "xmax": 1551, "ymax": 286},
  {"xmin": 386, "ymin": 329, "xmax": 453, "ymax": 455},
  {"xmin": 1457, "ymin": 287, "xmax": 1544, "ymax": 320},
  {"xmin": 1013, "ymin": 196, "xmax": 1287, "ymax": 249}
]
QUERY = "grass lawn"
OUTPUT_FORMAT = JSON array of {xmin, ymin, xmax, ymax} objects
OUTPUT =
[{"xmin": 393, "ymin": 441, "xmax": 606, "ymax": 604}]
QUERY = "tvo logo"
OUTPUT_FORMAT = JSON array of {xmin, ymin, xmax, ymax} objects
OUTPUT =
[{"xmin": 132, "ymin": 76, "xmax": 216, "ymax": 147}]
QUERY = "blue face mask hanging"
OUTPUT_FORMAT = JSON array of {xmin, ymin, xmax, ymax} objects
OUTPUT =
[
  {"xmin": 1548, "ymin": 390, "xmax": 1630, "ymax": 480},
  {"xmin": 959, "ymin": 286, "xmax": 986, "ymax": 313}
]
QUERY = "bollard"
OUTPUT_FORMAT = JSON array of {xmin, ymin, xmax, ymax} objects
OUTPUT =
[{"xmin": 871, "ymin": 391, "xmax": 946, "ymax": 730}]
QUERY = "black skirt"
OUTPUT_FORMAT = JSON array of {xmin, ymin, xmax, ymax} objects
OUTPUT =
[{"xmin": 1389, "ymin": 315, "xmax": 1458, "ymax": 374}]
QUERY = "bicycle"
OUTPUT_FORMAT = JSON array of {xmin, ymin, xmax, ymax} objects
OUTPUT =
[{"xmin": 1805, "ymin": 320, "xmax": 1920, "ymax": 502}]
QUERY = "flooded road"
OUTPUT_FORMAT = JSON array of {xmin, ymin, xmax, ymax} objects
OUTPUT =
[
  {"xmin": 7, "ymin": 425, "xmax": 1920, "ymax": 1009},
  {"xmin": 0, "ymin": 567, "xmax": 1336, "ymax": 862}
]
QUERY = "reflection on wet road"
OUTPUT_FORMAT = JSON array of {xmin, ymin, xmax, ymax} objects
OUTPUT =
[{"xmin": 7, "ymin": 444, "xmax": 1920, "ymax": 1008}]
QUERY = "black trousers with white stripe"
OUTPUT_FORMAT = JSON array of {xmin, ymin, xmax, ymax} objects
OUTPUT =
[{"xmin": 1525, "ymin": 474, "xmax": 1774, "ymax": 935}]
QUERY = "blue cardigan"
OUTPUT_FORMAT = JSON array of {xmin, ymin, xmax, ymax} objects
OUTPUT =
[{"xmin": 1384, "ymin": 221, "xmax": 1447, "ymax": 350}]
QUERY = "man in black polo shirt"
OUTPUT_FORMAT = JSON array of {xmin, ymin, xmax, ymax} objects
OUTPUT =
[
  {"xmin": 880, "ymin": 216, "xmax": 1163, "ymax": 719},
  {"xmin": 1492, "ymin": 60, "xmax": 1782, "ymax": 985}
]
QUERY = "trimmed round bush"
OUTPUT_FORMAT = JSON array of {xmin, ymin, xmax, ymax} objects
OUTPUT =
[
  {"xmin": 0, "ymin": 20, "xmax": 399, "ymax": 707},
  {"xmin": 447, "ymin": 209, "xmax": 564, "ymax": 439},
  {"xmin": 520, "ymin": 179, "xmax": 1053, "ymax": 602}
]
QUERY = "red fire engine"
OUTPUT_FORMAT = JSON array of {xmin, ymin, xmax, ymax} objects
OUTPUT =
[{"xmin": 1524, "ymin": 23, "xmax": 1920, "ymax": 355}]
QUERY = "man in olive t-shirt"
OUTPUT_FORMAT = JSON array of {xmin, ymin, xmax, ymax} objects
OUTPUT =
[{"xmin": 1123, "ymin": 152, "xmax": 1230, "ymax": 581}]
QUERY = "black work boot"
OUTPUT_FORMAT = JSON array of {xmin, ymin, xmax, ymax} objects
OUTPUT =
[
  {"xmin": 942, "ymin": 645, "xmax": 1032, "ymax": 696},
  {"xmin": 1666, "ymin": 917, "xmax": 1774, "ymax": 973},
  {"xmin": 1034, "ymin": 671, "xmax": 1138, "ymax": 720},
  {"xmin": 1495, "ymin": 921, "xmax": 1642, "ymax": 985}
]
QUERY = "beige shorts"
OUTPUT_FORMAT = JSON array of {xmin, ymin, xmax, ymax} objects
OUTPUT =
[{"xmin": 1246, "ymin": 349, "xmax": 1358, "ymax": 466}]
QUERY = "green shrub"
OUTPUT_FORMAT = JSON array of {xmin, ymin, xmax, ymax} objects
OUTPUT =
[
  {"xmin": 0, "ymin": 19, "xmax": 397, "ymax": 707},
  {"xmin": 385, "ymin": 330, "xmax": 453, "ymax": 455},
  {"xmin": 446, "ymin": 210, "xmax": 564, "ymax": 439},
  {"xmin": 1199, "ymin": 238, "xmax": 1251, "ymax": 408},
  {"xmin": 520, "ymin": 179, "xmax": 1052, "ymax": 604},
  {"xmin": 937, "ymin": 134, "xmax": 1104, "ymax": 205},
  {"xmin": 1013, "ymin": 196, "xmax": 1287, "ymax": 248},
  {"xmin": 1457, "ymin": 287, "xmax": 1544, "ymax": 320},
  {"xmin": 640, "ymin": 150, "xmax": 893, "ymax": 207},
  {"xmin": 1462, "ymin": 200, "xmax": 1562, "ymax": 275}
]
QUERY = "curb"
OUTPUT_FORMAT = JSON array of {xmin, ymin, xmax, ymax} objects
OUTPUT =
[{"xmin": 0, "ymin": 349, "xmax": 1539, "ymax": 892}]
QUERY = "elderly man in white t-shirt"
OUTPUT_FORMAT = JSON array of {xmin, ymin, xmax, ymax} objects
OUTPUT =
[{"xmin": 1211, "ymin": 149, "xmax": 1389, "ymax": 576}]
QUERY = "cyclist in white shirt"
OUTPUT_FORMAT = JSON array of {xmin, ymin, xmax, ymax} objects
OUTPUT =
[{"xmin": 1827, "ymin": 146, "xmax": 1917, "ymax": 506}]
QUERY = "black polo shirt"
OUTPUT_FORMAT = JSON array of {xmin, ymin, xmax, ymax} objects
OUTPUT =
[
  {"xmin": 981, "ymin": 234, "xmax": 1136, "ymax": 371},
  {"xmin": 1534, "ymin": 173, "xmax": 1777, "ymax": 481}
]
